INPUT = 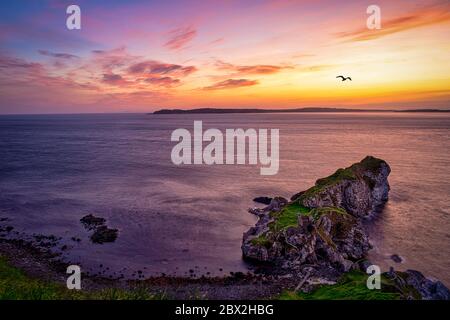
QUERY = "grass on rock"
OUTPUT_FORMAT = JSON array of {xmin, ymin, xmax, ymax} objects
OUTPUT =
[
  {"xmin": 269, "ymin": 202, "xmax": 311, "ymax": 232},
  {"xmin": 279, "ymin": 270, "xmax": 400, "ymax": 300},
  {"xmin": 0, "ymin": 256, "xmax": 165, "ymax": 300}
]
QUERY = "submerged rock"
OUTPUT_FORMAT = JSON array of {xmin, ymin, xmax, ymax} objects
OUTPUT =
[
  {"xmin": 390, "ymin": 254, "xmax": 403, "ymax": 263},
  {"xmin": 253, "ymin": 197, "xmax": 273, "ymax": 205},
  {"xmin": 80, "ymin": 214, "xmax": 106, "ymax": 230},
  {"xmin": 90, "ymin": 226, "xmax": 118, "ymax": 244},
  {"xmin": 80, "ymin": 214, "xmax": 118, "ymax": 244}
]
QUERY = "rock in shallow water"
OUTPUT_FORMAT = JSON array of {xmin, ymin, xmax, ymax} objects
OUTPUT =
[
  {"xmin": 390, "ymin": 254, "xmax": 403, "ymax": 263},
  {"xmin": 253, "ymin": 197, "xmax": 273, "ymax": 205},
  {"xmin": 90, "ymin": 225, "xmax": 118, "ymax": 244},
  {"xmin": 80, "ymin": 214, "xmax": 118, "ymax": 244}
]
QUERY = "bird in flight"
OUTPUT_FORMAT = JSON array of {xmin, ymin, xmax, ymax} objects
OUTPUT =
[{"xmin": 336, "ymin": 75, "xmax": 352, "ymax": 81}]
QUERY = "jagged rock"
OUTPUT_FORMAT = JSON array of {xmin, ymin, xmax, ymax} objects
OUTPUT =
[
  {"xmin": 253, "ymin": 197, "xmax": 273, "ymax": 205},
  {"xmin": 242, "ymin": 206, "xmax": 370, "ymax": 272},
  {"xmin": 402, "ymin": 270, "xmax": 450, "ymax": 300},
  {"xmin": 296, "ymin": 156, "xmax": 391, "ymax": 218},
  {"xmin": 80, "ymin": 214, "xmax": 118, "ymax": 244},
  {"xmin": 80, "ymin": 214, "xmax": 106, "ymax": 230},
  {"xmin": 90, "ymin": 225, "xmax": 118, "ymax": 244},
  {"xmin": 242, "ymin": 156, "xmax": 386, "ymax": 275},
  {"xmin": 385, "ymin": 269, "xmax": 450, "ymax": 300},
  {"xmin": 241, "ymin": 156, "xmax": 450, "ymax": 299},
  {"xmin": 267, "ymin": 197, "xmax": 288, "ymax": 212},
  {"xmin": 290, "ymin": 191, "xmax": 304, "ymax": 201},
  {"xmin": 390, "ymin": 254, "xmax": 403, "ymax": 263},
  {"xmin": 358, "ymin": 259, "xmax": 373, "ymax": 272}
]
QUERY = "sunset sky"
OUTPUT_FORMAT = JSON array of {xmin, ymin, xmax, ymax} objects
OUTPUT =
[{"xmin": 0, "ymin": 0, "xmax": 449, "ymax": 113}]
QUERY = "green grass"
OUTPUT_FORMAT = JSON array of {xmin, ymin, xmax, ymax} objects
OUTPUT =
[
  {"xmin": 298, "ymin": 156, "xmax": 386, "ymax": 202},
  {"xmin": 279, "ymin": 271, "xmax": 401, "ymax": 300},
  {"xmin": 315, "ymin": 168, "xmax": 357, "ymax": 187},
  {"xmin": 299, "ymin": 167, "xmax": 357, "ymax": 201},
  {"xmin": 269, "ymin": 202, "xmax": 311, "ymax": 232},
  {"xmin": 250, "ymin": 234, "xmax": 273, "ymax": 248},
  {"xmin": 310, "ymin": 206, "xmax": 348, "ymax": 221},
  {"xmin": 0, "ymin": 256, "xmax": 64, "ymax": 299},
  {"xmin": 0, "ymin": 256, "xmax": 165, "ymax": 300}
]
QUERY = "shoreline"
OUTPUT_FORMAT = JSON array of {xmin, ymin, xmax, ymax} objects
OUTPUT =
[
  {"xmin": 0, "ymin": 238, "xmax": 290, "ymax": 299},
  {"xmin": 1, "ymin": 156, "xmax": 449, "ymax": 300}
]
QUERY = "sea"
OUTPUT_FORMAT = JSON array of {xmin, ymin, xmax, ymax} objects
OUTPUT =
[{"xmin": 0, "ymin": 112, "xmax": 449, "ymax": 285}]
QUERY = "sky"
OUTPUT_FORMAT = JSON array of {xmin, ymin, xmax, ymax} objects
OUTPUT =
[{"xmin": 0, "ymin": 0, "xmax": 449, "ymax": 114}]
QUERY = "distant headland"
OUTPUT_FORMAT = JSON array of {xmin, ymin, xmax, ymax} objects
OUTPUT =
[{"xmin": 152, "ymin": 107, "xmax": 450, "ymax": 114}]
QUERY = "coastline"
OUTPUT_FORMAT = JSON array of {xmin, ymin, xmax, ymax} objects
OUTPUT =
[
  {"xmin": 1, "ymin": 156, "xmax": 448, "ymax": 300},
  {"xmin": 0, "ymin": 238, "xmax": 288, "ymax": 299},
  {"xmin": 152, "ymin": 107, "xmax": 450, "ymax": 115}
]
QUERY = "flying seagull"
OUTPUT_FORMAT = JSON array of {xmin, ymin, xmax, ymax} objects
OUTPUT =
[{"xmin": 336, "ymin": 75, "xmax": 352, "ymax": 81}]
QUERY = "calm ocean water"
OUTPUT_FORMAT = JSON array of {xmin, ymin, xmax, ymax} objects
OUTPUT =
[{"xmin": 0, "ymin": 112, "xmax": 449, "ymax": 284}]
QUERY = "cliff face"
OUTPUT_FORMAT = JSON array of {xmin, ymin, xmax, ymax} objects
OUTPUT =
[
  {"xmin": 243, "ymin": 205, "xmax": 371, "ymax": 272},
  {"xmin": 295, "ymin": 156, "xmax": 391, "ymax": 218},
  {"xmin": 242, "ymin": 156, "xmax": 390, "ymax": 273}
]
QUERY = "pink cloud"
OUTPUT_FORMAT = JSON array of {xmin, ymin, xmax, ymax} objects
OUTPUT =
[
  {"xmin": 144, "ymin": 76, "xmax": 181, "ymax": 87},
  {"xmin": 336, "ymin": 2, "xmax": 450, "ymax": 41},
  {"xmin": 88, "ymin": 47, "xmax": 140, "ymax": 73},
  {"xmin": 127, "ymin": 60, "xmax": 197, "ymax": 77},
  {"xmin": 164, "ymin": 26, "xmax": 197, "ymax": 50},
  {"xmin": 101, "ymin": 73, "xmax": 134, "ymax": 87},
  {"xmin": 38, "ymin": 50, "xmax": 79, "ymax": 59},
  {"xmin": 203, "ymin": 78, "xmax": 259, "ymax": 90},
  {"xmin": 215, "ymin": 60, "xmax": 292, "ymax": 75}
]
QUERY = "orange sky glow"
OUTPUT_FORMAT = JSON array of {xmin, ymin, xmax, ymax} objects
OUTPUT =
[{"xmin": 0, "ymin": 0, "xmax": 449, "ymax": 113}]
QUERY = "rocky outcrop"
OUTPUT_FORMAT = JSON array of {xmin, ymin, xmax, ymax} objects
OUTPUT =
[
  {"xmin": 295, "ymin": 156, "xmax": 391, "ymax": 218},
  {"xmin": 243, "ymin": 204, "xmax": 371, "ymax": 272},
  {"xmin": 80, "ymin": 214, "xmax": 118, "ymax": 244},
  {"xmin": 253, "ymin": 197, "xmax": 273, "ymax": 205},
  {"xmin": 242, "ymin": 156, "xmax": 450, "ymax": 300},
  {"xmin": 242, "ymin": 156, "xmax": 387, "ymax": 271},
  {"xmin": 385, "ymin": 268, "xmax": 450, "ymax": 300}
]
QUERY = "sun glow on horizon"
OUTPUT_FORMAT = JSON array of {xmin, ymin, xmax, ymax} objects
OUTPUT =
[{"xmin": 0, "ymin": 0, "xmax": 449, "ymax": 114}]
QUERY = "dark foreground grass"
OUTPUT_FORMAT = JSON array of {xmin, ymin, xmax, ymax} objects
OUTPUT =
[
  {"xmin": 279, "ymin": 271, "xmax": 401, "ymax": 300},
  {"xmin": 1, "ymin": 255, "xmax": 402, "ymax": 300},
  {"xmin": 0, "ymin": 256, "xmax": 165, "ymax": 300}
]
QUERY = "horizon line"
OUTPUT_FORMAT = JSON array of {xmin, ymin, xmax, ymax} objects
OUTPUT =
[{"xmin": 1, "ymin": 107, "xmax": 449, "ymax": 116}]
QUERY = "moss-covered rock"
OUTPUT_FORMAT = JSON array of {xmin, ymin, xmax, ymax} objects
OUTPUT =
[
  {"xmin": 298, "ymin": 156, "xmax": 391, "ymax": 218},
  {"xmin": 242, "ymin": 204, "xmax": 370, "ymax": 271},
  {"xmin": 242, "ymin": 156, "xmax": 386, "ymax": 277},
  {"xmin": 243, "ymin": 156, "xmax": 450, "ymax": 300}
]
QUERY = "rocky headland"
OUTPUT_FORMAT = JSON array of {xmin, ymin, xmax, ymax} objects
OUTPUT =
[
  {"xmin": 1, "ymin": 156, "xmax": 449, "ymax": 299},
  {"xmin": 242, "ymin": 156, "xmax": 450, "ymax": 300}
]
